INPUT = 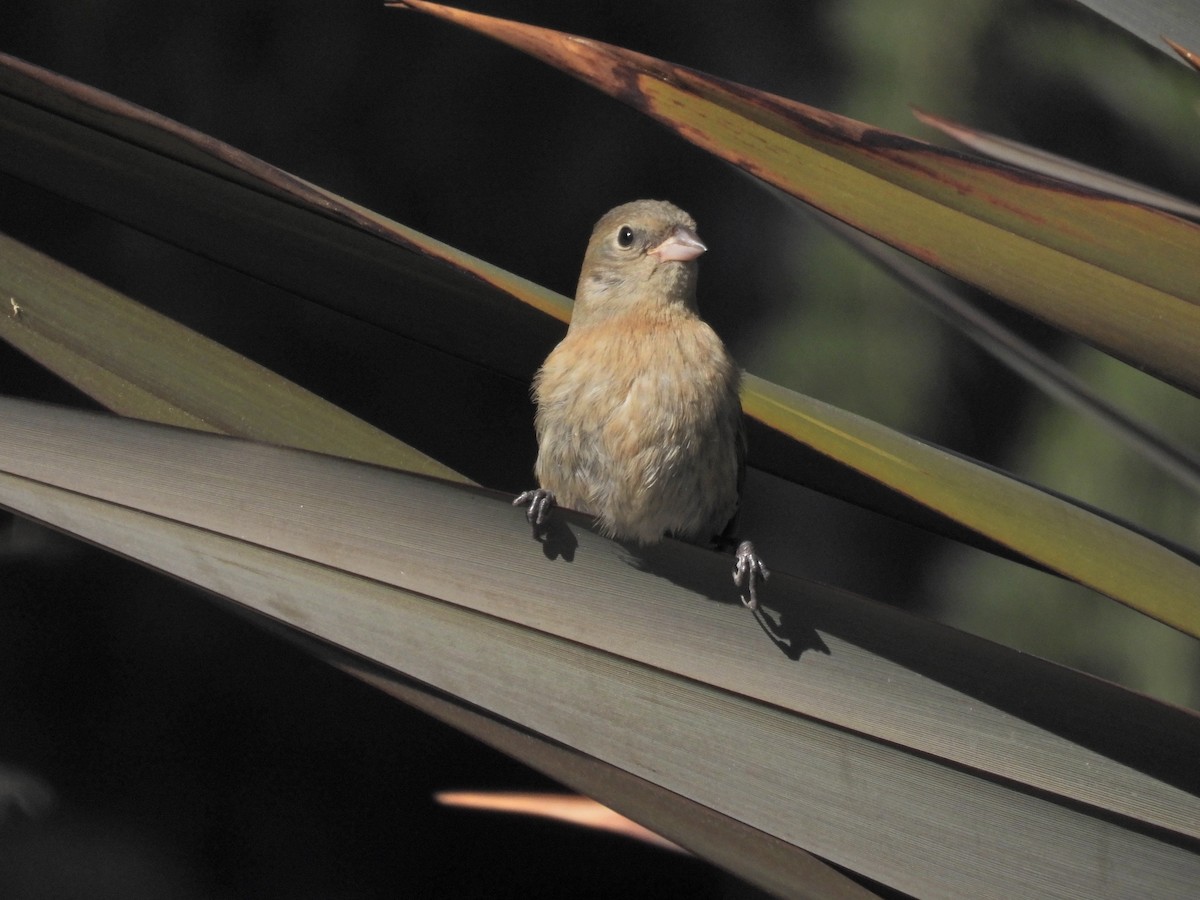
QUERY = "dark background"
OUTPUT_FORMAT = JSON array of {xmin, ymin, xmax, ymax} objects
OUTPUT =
[{"xmin": 1, "ymin": 1, "xmax": 1198, "ymax": 896}]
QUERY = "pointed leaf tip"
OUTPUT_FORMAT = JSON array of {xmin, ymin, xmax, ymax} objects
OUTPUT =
[{"xmin": 1163, "ymin": 37, "xmax": 1200, "ymax": 72}]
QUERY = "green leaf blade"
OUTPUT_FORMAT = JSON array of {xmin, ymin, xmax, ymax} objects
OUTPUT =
[
  {"xmin": 0, "ymin": 231, "xmax": 463, "ymax": 480},
  {"xmin": 745, "ymin": 374, "xmax": 1200, "ymax": 636},
  {"xmin": 6, "ymin": 38, "xmax": 1199, "ymax": 639},
  {"xmin": 1, "ymin": 398, "xmax": 1198, "ymax": 897},
  {"xmin": 393, "ymin": 1, "xmax": 1200, "ymax": 395}
]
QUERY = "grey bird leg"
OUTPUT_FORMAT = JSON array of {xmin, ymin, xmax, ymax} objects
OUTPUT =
[
  {"xmin": 513, "ymin": 488, "xmax": 556, "ymax": 529},
  {"xmin": 732, "ymin": 540, "xmax": 769, "ymax": 610}
]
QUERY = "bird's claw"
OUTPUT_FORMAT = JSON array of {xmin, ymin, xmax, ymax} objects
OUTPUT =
[
  {"xmin": 732, "ymin": 540, "xmax": 769, "ymax": 610},
  {"xmin": 513, "ymin": 488, "xmax": 556, "ymax": 529}
]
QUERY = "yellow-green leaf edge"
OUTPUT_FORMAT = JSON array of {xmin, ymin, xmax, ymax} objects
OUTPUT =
[
  {"xmin": 391, "ymin": 1, "xmax": 1200, "ymax": 398},
  {"xmin": 0, "ymin": 232, "xmax": 465, "ymax": 482},
  {"xmin": 4, "ymin": 38, "xmax": 1199, "ymax": 637}
]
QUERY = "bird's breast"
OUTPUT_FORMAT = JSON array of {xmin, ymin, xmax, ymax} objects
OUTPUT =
[{"xmin": 532, "ymin": 312, "xmax": 742, "ymax": 543}]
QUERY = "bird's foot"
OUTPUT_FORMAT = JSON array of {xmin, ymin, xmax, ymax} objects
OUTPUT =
[
  {"xmin": 732, "ymin": 540, "xmax": 769, "ymax": 610},
  {"xmin": 513, "ymin": 488, "xmax": 556, "ymax": 530}
]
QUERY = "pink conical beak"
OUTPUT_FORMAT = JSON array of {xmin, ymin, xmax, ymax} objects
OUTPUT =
[{"xmin": 649, "ymin": 226, "xmax": 706, "ymax": 262}]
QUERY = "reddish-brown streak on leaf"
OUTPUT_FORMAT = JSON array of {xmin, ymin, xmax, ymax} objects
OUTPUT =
[
  {"xmin": 642, "ymin": 71, "xmax": 1059, "ymax": 229},
  {"xmin": 1163, "ymin": 37, "xmax": 1200, "ymax": 71},
  {"xmin": 415, "ymin": 1, "xmax": 1114, "ymax": 223},
  {"xmin": 392, "ymin": 0, "xmax": 1190, "ymax": 242},
  {"xmin": 691, "ymin": 78, "xmax": 1085, "ymax": 227},
  {"xmin": 650, "ymin": 60, "xmax": 1144, "ymax": 212},
  {"xmin": 394, "ymin": 1, "xmax": 1200, "ymax": 303}
]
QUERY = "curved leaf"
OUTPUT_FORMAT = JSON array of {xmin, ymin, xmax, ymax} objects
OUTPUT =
[
  {"xmin": 0, "ymin": 50, "xmax": 569, "ymax": 381},
  {"xmin": 745, "ymin": 375, "xmax": 1200, "ymax": 635},
  {"xmin": 257, "ymin": 621, "xmax": 868, "ymax": 899},
  {"xmin": 390, "ymin": 1, "xmax": 1200, "ymax": 397},
  {"xmin": 4, "ymin": 48, "xmax": 1200, "ymax": 635},
  {"xmin": 1, "ymin": 397, "xmax": 1198, "ymax": 897},
  {"xmin": 912, "ymin": 108, "xmax": 1200, "ymax": 221},
  {"xmin": 796, "ymin": 198, "xmax": 1200, "ymax": 494},
  {"xmin": 0, "ymin": 232, "xmax": 462, "ymax": 481}
]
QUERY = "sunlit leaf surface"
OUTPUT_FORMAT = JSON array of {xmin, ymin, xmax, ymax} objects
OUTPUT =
[
  {"xmin": 0, "ymin": 233, "xmax": 461, "ymax": 480},
  {"xmin": 1, "ymin": 397, "xmax": 1198, "ymax": 897},
  {"xmin": 390, "ymin": 1, "xmax": 1200, "ymax": 398},
  {"xmin": 3, "ymin": 46, "xmax": 1199, "ymax": 635},
  {"xmin": 912, "ymin": 108, "xmax": 1200, "ymax": 220}
]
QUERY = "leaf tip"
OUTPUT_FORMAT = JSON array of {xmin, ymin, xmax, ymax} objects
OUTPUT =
[{"xmin": 1163, "ymin": 36, "xmax": 1200, "ymax": 72}]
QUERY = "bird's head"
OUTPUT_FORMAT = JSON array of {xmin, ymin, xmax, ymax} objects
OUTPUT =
[{"xmin": 571, "ymin": 199, "xmax": 706, "ymax": 329}]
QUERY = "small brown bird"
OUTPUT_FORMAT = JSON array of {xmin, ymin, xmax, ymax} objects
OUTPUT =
[{"xmin": 515, "ymin": 200, "xmax": 768, "ymax": 608}]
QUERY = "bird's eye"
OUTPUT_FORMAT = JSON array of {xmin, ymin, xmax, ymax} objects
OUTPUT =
[{"xmin": 616, "ymin": 226, "xmax": 635, "ymax": 248}]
